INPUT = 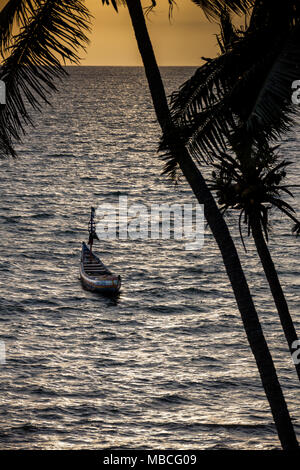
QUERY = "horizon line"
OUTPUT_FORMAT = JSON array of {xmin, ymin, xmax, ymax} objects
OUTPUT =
[{"xmin": 66, "ymin": 64, "xmax": 199, "ymax": 67}]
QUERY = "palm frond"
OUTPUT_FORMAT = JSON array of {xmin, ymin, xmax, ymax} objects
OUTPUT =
[
  {"xmin": 248, "ymin": 0, "xmax": 300, "ymax": 33},
  {"xmin": 191, "ymin": 0, "xmax": 254, "ymax": 20},
  {"xmin": 208, "ymin": 144, "xmax": 299, "ymax": 244},
  {"xmin": 0, "ymin": 0, "xmax": 37, "ymax": 54},
  {"xmin": 168, "ymin": 3, "xmax": 300, "ymax": 164},
  {"xmin": 170, "ymin": 80, "xmax": 239, "ymax": 163},
  {"xmin": 159, "ymin": 128, "xmax": 186, "ymax": 182},
  {"xmin": 277, "ymin": 184, "xmax": 300, "ymax": 198},
  {"xmin": 244, "ymin": 23, "xmax": 300, "ymax": 137},
  {"xmin": 101, "ymin": 0, "xmax": 127, "ymax": 13},
  {"xmin": 238, "ymin": 208, "xmax": 247, "ymax": 251},
  {"xmin": 292, "ymin": 221, "xmax": 300, "ymax": 236},
  {"xmin": 160, "ymin": 148, "xmax": 180, "ymax": 182},
  {"xmin": 170, "ymin": 54, "xmax": 229, "ymax": 125},
  {"xmin": 0, "ymin": 117, "xmax": 15, "ymax": 157},
  {"xmin": 267, "ymin": 196, "xmax": 296, "ymax": 215},
  {"xmin": 0, "ymin": 0, "xmax": 90, "ymax": 157},
  {"xmin": 216, "ymin": 7, "xmax": 239, "ymax": 53}
]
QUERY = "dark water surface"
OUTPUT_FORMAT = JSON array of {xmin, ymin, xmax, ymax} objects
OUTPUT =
[{"xmin": 0, "ymin": 67, "xmax": 299, "ymax": 449}]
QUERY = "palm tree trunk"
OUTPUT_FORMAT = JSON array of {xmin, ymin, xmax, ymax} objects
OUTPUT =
[
  {"xmin": 125, "ymin": 0, "xmax": 299, "ymax": 450},
  {"xmin": 251, "ymin": 214, "xmax": 300, "ymax": 381}
]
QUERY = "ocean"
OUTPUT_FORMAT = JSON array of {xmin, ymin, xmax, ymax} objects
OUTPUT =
[{"xmin": 0, "ymin": 66, "xmax": 299, "ymax": 449}]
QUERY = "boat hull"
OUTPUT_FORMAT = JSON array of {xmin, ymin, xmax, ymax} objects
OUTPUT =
[
  {"xmin": 80, "ymin": 266, "xmax": 121, "ymax": 295},
  {"xmin": 80, "ymin": 243, "xmax": 121, "ymax": 296}
]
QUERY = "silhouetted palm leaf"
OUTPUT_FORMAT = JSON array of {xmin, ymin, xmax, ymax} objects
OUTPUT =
[
  {"xmin": 0, "ymin": 0, "xmax": 36, "ymax": 54},
  {"xmin": 292, "ymin": 221, "xmax": 300, "ymax": 236},
  {"xmin": 167, "ymin": 2, "xmax": 300, "ymax": 164},
  {"xmin": 101, "ymin": 0, "xmax": 119, "ymax": 12},
  {"xmin": 0, "ymin": 0, "xmax": 90, "ymax": 157},
  {"xmin": 102, "ymin": 0, "xmax": 254, "ymax": 16},
  {"xmin": 216, "ymin": 7, "xmax": 239, "ymax": 53},
  {"xmin": 191, "ymin": 0, "xmax": 254, "ymax": 19},
  {"xmin": 244, "ymin": 23, "xmax": 300, "ymax": 139},
  {"xmin": 209, "ymin": 145, "xmax": 300, "ymax": 242}
]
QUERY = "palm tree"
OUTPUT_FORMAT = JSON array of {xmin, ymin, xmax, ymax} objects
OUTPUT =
[
  {"xmin": 209, "ymin": 145, "xmax": 300, "ymax": 375},
  {"xmin": 113, "ymin": 0, "xmax": 299, "ymax": 449},
  {"xmin": 0, "ymin": 0, "xmax": 91, "ymax": 158},
  {"xmin": 0, "ymin": 0, "xmax": 298, "ymax": 449},
  {"xmin": 166, "ymin": 2, "xmax": 300, "ymax": 382}
]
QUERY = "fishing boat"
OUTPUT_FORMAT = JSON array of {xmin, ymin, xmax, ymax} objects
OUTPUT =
[{"xmin": 80, "ymin": 208, "xmax": 121, "ymax": 295}]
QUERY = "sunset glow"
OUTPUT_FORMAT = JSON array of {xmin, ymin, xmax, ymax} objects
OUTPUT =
[{"xmin": 83, "ymin": 0, "xmax": 220, "ymax": 65}]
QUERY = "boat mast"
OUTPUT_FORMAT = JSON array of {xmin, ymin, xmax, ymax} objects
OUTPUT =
[{"xmin": 88, "ymin": 207, "xmax": 96, "ymax": 253}]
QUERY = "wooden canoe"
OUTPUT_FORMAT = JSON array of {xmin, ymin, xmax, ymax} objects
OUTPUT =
[{"xmin": 80, "ymin": 242, "xmax": 121, "ymax": 295}]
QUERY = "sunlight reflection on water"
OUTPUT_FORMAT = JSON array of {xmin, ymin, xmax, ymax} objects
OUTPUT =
[{"xmin": 0, "ymin": 67, "xmax": 299, "ymax": 450}]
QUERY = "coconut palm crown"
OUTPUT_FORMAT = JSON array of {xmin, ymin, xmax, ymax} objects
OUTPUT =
[
  {"xmin": 162, "ymin": 1, "xmax": 300, "ymax": 163},
  {"xmin": 209, "ymin": 146, "xmax": 300, "ymax": 247}
]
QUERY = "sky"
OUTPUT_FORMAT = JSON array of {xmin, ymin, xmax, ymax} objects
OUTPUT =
[{"xmin": 82, "ymin": 0, "xmax": 220, "ymax": 66}]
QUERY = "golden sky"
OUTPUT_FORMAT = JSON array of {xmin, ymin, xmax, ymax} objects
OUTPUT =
[{"xmin": 83, "ymin": 0, "xmax": 220, "ymax": 65}]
